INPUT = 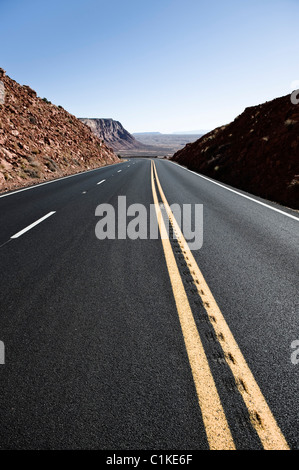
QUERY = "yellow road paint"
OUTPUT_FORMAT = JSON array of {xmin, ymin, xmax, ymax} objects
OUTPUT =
[
  {"xmin": 151, "ymin": 161, "xmax": 235, "ymax": 450},
  {"xmin": 152, "ymin": 161, "xmax": 289, "ymax": 451}
]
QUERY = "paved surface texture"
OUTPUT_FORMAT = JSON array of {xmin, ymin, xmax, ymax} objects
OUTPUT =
[{"xmin": 0, "ymin": 158, "xmax": 298, "ymax": 450}]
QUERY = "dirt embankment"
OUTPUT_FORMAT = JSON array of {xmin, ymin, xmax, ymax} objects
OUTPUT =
[
  {"xmin": 0, "ymin": 69, "xmax": 120, "ymax": 193},
  {"xmin": 172, "ymin": 94, "xmax": 299, "ymax": 209}
]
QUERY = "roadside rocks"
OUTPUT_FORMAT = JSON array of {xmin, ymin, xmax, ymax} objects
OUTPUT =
[{"xmin": 0, "ymin": 69, "xmax": 120, "ymax": 192}]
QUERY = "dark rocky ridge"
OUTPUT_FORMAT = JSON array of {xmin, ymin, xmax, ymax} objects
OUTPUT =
[
  {"xmin": 0, "ymin": 69, "xmax": 119, "ymax": 193},
  {"xmin": 172, "ymin": 94, "xmax": 299, "ymax": 209}
]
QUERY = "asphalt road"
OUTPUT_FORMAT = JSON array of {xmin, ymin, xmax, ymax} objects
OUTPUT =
[{"xmin": 0, "ymin": 158, "xmax": 298, "ymax": 450}]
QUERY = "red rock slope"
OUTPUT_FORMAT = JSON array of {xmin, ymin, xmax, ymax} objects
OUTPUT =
[
  {"xmin": 172, "ymin": 94, "xmax": 299, "ymax": 209},
  {"xmin": 0, "ymin": 69, "xmax": 119, "ymax": 193}
]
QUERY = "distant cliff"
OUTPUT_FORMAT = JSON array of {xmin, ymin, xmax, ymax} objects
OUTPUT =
[
  {"xmin": 79, "ymin": 118, "xmax": 202, "ymax": 157},
  {"xmin": 79, "ymin": 118, "xmax": 148, "ymax": 152},
  {"xmin": 0, "ymin": 69, "xmax": 119, "ymax": 193},
  {"xmin": 172, "ymin": 94, "xmax": 299, "ymax": 209}
]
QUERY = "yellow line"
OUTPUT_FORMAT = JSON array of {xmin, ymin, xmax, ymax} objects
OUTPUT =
[
  {"xmin": 153, "ymin": 161, "xmax": 290, "ymax": 451},
  {"xmin": 151, "ymin": 161, "xmax": 235, "ymax": 450}
]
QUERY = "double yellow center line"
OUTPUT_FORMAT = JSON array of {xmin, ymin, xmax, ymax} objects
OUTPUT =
[{"xmin": 151, "ymin": 160, "xmax": 289, "ymax": 451}]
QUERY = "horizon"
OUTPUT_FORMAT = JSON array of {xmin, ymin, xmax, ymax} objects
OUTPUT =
[
  {"xmin": 78, "ymin": 119, "xmax": 209, "ymax": 135},
  {"xmin": 1, "ymin": 0, "xmax": 299, "ymax": 133}
]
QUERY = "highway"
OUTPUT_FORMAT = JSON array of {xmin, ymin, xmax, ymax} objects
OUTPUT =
[{"xmin": 0, "ymin": 158, "xmax": 298, "ymax": 450}]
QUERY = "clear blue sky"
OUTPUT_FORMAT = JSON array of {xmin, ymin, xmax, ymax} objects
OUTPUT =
[{"xmin": 1, "ymin": 0, "xmax": 299, "ymax": 133}]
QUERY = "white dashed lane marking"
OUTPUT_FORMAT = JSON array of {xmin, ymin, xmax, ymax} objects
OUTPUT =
[{"xmin": 11, "ymin": 212, "xmax": 56, "ymax": 239}]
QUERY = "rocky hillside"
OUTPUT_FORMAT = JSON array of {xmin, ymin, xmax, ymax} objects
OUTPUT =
[
  {"xmin": 0, "ymin": 69, "xmax": 119, "ymax": 193},
  {"xmin": 172, "ymin": 94, "xmax": 299, "ymax": 209},
  {"xmin": 79, "ymin": 118, "xmax": 148, "ymax": 152}
]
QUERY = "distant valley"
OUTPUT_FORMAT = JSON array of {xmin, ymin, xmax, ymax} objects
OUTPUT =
[
  {"xmin": 132, "ymin": 132, "xmax": 204, "ymax": 156},
  {"xmin": 79, "ymin": 118, "xmax": 203, "ymax": 157}
]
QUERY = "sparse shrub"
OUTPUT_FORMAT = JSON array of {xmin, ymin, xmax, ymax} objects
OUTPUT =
[
  {"xmin": 24, "ymin": 168, "xmax": 40, "ymax": 178},
  {"xmin": 287, "ymin": 178, "xmax": 299, "ymax": 206},
  {"xmin": 42, "ymin": 97, "xmax": 51, "ymax": 104},
  {"xmin": 72, "ymin": 158, "xmax": 81, "ymax": 166},
  {"xmin": 288, "ymin": 178, "xmax": 299, "ymax": 190},
  {"xmin": 29, "ymin": 116, "xmax": 37, "ymax": 125},
  {"xmin": 25, "ymin": 155, "xmax": 34, "ymax": 163},
  {"xmin": 30, "ymin": 161, "xmax": 40, "ymax": 169},
  {"xmin": 285, "ymin": 119, "xmax": 297, "ymax": 128},
  {"xmin": 44, "ymin": 157, "xmax": 58, "ymax": 172}
]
